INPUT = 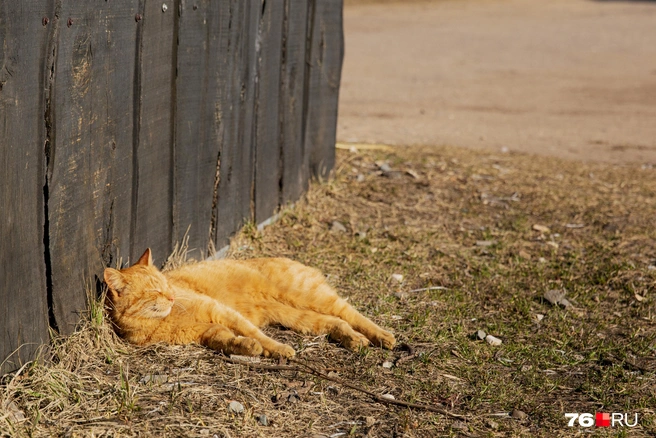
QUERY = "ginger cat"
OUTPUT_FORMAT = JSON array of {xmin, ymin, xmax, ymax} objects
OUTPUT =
[{"xmin": 103, "ymin": 249, "xmax": 395, "ymax": 358}]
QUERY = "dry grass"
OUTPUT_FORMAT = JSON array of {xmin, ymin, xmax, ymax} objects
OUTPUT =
[{"xmin": 2, "ymin": 144, "xmax": 655, "ymax": 437}]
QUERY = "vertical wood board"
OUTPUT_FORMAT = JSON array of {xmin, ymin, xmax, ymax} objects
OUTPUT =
[
  {"xmin": 48, "ymin": 1, "xmax": 139, "ymax": 333},
  {"xmin": 280, "ymin": 0, "xmax": 309, "ymax": 204},
  {"xmin": 174, "ymin": 0, "xmax": 222, "ymax": 256},
  {"xmin": 305, "ymin": 0, "xmax": 343, "ymax": 179},
  {"xmin": 253, "ymin": 0, "xmax": 284, "ymax": 224},
  {"xmin": 132, "ymin": 0, "xmax": 176, "ymax": 266},
  {"xmin": 214, "ymin": 0, "xmax": 259, "ymax": 247},
  {"xmin": 0, "ymin": 0, "xmax": 51, "ymax": 374}
]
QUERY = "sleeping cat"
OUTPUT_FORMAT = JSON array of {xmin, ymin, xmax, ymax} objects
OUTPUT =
[{"xmin": 103, "ymin": 249, "xmax": 395, "ymax": 358}]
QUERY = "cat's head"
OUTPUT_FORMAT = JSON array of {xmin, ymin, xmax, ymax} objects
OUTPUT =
[{"xmin": 104, "ymin": 248, "xmax": 175, "ymax": 321}]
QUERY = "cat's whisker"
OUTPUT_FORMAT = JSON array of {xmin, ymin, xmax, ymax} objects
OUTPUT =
[{"xmin": 173, "ymin": 302, "xmax": 189, "ymax": 313}]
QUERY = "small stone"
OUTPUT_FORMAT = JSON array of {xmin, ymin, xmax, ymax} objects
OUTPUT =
[
  {"xmin": 391, "ymin": 273, "xmax": 404, "ymax": 283},
  {"xmin": 356, "ymin": 174, "xmax": 365, "ymax": 182},
  {"xmin": 518, "ymin": 250, "xmax": 531, "ymax": 259},
  {"xmin": 476, "ymin": 330, "xmax": 487, "ymax": 340},
  {"xmin": 228, "ymin": 401, "xmax": 244, "ymax": 414},
  {"xmin": 546, "ymin": 241, "xmax": 559, "ymax": 250},
  {"xmin": 475, "ymin": 240, "xmax": 496, "ymax": 247},
  {"xmin": 257, "ymin": 414, "xmax": 269, "ymax": 426},
  {"xmin": 538, "ymin": 257, "xmax": 547, "ymax": 263},
  {"xmin": 377, "ymin": 161, "xmax": 392, "ymax": 172},
  {"xmin": 510, "ymin": 409, "xmax": 528, "ymax": 420},
  {"xmin": 544, "ymin": 289, "xmax": 570, "ymax": 308},
  {"xmin": 532, "ymin": 224, "xmax": 550, "ymax": 233},
  {"xmin": 382, "ymin": 361, "xmax": 394, "ymax": 369},
  {"xmin": 485, "ymin": 335, "xmax": 502, "ymax": 346},
  {"xmin": 535, "ymin": 314, "xmax": 545, "ymax": 322},
  {"xmin": 6, "ymin": 402, "xmax": 25, "ymax": 422},
  {"xmin": 331, "ymin": 220, "xmax": 347, "ymax": 233},
  {"xmin": 451, "ymin": 420, "xmax": 468, "ymax": 431},
  {"xmin": 381, "ymin": 393, "xmax": 395, "ymax": 400}
]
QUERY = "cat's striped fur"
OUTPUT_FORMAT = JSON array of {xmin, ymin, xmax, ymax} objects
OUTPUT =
[{"xmin": 104, "ymin": 249, "xmax": 395, "ymax": 358}]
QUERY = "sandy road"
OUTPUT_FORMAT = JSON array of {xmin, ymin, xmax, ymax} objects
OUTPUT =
[{"xmin": 338, "ymin": 0, "xmax": 656, "ymax": 164}]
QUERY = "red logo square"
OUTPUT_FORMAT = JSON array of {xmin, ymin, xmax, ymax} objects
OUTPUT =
[{"xmin": 596, "ymin": 412, "xmax": 610, "ymax": 427}]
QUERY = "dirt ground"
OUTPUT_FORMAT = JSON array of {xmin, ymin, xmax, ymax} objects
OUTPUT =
[
  {"xmin": 2, "ymin": 145, "xmax": 655, "ymax": 437},
  {"xmin": 339, "ymin": 0, "xmax": 656, "ymax": 164}
]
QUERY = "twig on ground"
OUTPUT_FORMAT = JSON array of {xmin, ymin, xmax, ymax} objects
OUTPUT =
[
  {"xmin": 214, "ymin": 354, "xmax": 466, "ymax": 419},
  {"xmin": 408, "ymin": 286, "xmax": 449, "ymax": 293}
]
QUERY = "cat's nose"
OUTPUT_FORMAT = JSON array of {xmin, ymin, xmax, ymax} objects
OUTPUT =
[{"xmin": 168, "ymin": 296, "xmax": 175, "ymax": 303}]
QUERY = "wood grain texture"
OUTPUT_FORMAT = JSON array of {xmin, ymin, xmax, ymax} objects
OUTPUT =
[
  {"xmin": 0, "ymin": 0, "xmax": 51, "ymax": 374},
  {"xmin": 0, "ymin": 0, "xmax": 343, "ymax": 374},
  {"xmin": 48, "ymin": 1, "xmax": 139, "ymax": 334},
  {"xmin": 174, "ymin": 0, "xmax": 217, "ymax": 256},
  {"xmin": 253, "ymin": 0, "xmax": 284, "ymax": 224},
  {"xmin": 132, "ymin": 0, "xmax": 176, "ymax": 266},
  {"xmin": 214, "ymin": 0, "xmax": 259, "ymax": 247},
  {"xmin": 280, "ymin": 0, "xmax": 310, "ymax": 205},
  {"xmin": 305, "ymin": 0, "xmax": 344, "ymax": 179}
]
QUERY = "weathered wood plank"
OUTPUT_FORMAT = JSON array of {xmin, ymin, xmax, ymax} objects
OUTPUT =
[
  {"xmin": 305, "ymin": 0, "xmax": 344, "ymax": 179},
  {"xmin": 253, "ymin": 0, "xmax": 284, "ymax": 224},
  {"xmin": 214, "ymin": 0, "xmax": 259, "ymax": 247},
  {"xmin": 174, "ymin": 0, "xmax": 223, "ymax": 256},
  {"xmin": 280, "ymin": 0, "xmax": 309, "ymax": 205},
  {"xmin": 132, "ymin": 0, "xmax": 175, "ymax": 266},
  {"xmin": 48, "ymin": 1, "xmax": 139, "ymax": 334},
  {"xmin": 0, "ymin": 0, "xmax": 51, "ymax": 374}
]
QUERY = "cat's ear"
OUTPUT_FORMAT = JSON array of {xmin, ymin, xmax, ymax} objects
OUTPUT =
[
  {"xmin": 104, "ymin": 268, "xmax": 126, "ymax": 292},
  {"xmin": 136, "ymin": 248, "xmax": 153, "ymax": 267}
]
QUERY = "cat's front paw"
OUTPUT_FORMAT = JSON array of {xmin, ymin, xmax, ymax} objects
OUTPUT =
[
  {"xmin": 228, "ymin": 336, "xmax": 263, "ymax": 356},
  {"xmin": 371, "ymin": 330, "xmax": 396, "ymax": 350},
  {"xmin": 263, "ymin": 343, "xmax": 296, "ymax": 359}
]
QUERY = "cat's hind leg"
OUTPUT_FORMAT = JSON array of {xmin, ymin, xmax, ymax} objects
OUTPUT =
[
  {"xmin": 324, "ymin": 298, "xmax": 396, "ymax": 350},
  {"xmin": 264, "ymin": 303, "xmax": 370, "ymax": 351},
  {"xmin": 284, "ymin": 280, "xmax": 396, "ymax": 349},
  {"xmin": 210, "ymin": 304, "xmax": 295, "ymax": 359}
]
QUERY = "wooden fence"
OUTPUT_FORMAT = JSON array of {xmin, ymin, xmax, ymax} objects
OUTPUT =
[{"xmin": 0, "ymin": 0, "xmax": 343, "ymax": 374}]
